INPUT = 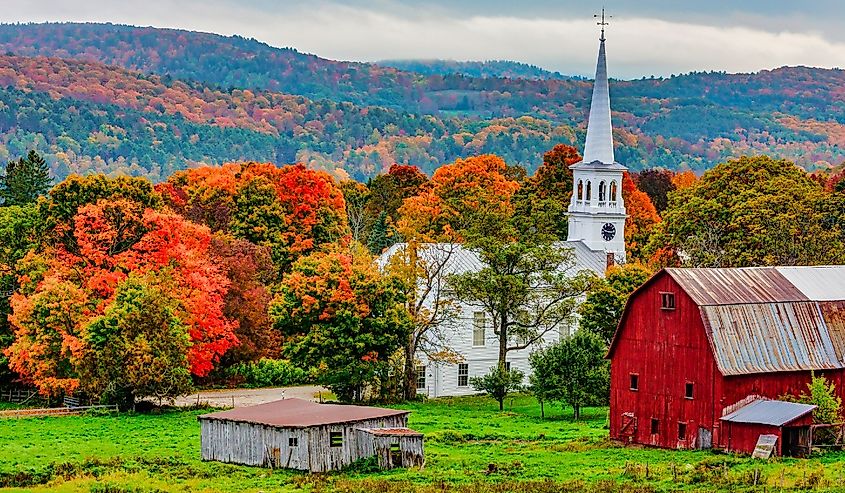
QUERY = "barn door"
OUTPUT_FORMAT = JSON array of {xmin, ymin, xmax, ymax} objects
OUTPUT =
[
  {"xmin": 698, "ymin": 427, "xmax": 712, "ymax": 449},
  {"xmin": 619, "ymin": 412, "xmax": 637, "ymax": 441}
]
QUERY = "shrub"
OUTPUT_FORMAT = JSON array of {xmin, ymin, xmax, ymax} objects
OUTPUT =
[{"xmin": 226, "ymin": 359, "xmax": 309, "ymax": 388}]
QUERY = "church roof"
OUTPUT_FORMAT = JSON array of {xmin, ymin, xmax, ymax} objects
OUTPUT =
[
  {"xmin": 573, "ymin": 33, "xmax": 626, "ymax": 171},
  {"xmin": 378, "ymin": 241, "xmax": 608, "ymax": 278}
]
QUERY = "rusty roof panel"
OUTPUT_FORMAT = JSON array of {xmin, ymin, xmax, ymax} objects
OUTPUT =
[
  {"xmin": 702, "ymin": 302, "xmax": 845, "ymax": 376},
  {"xmin": 199, "ymin": 398, "xmax": 409, "ymax": 428},
  {"xmin": 667, "ymin": 268, "xmax": 808, "ymax": 306}
]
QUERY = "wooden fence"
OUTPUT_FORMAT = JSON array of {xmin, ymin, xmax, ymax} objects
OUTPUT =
[
  {"xmin": 0, "ymin": 404, "xmax": 118, "ymax": 419},
  {"xmin": 0, "ymin": 387, "xmax": 38, "ymax": 403}
]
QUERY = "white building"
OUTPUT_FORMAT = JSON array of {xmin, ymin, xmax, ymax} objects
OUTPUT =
[{"xmin": 379, "ymin": 30, "xmax": 627, "ymax": 398}]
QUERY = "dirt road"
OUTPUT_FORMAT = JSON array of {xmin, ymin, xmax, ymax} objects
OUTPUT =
[{"xmin": 173, "ymin": 385, "xmax": 328, "ymax": 408}]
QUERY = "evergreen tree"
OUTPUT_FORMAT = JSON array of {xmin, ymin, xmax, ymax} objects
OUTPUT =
[
  {"xmin": 367, "ymin": 211, "xmax": 392, "ymax": 254},
  {"xmin": 0, "ymin": 151, "xmax": 52, "ymax": 206}
]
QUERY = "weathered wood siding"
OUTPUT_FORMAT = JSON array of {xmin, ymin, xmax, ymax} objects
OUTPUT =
[
  {"xmin": 355, "ymin": 431, "xmax": 424, "ymax": 469},
  {"xmin": 200, "ymin": 415, "xmax": 409, "ymax": 472}
]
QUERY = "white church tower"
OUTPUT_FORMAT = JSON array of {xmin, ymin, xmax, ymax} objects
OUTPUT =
[{"xmin": 567, "ymin": 13, "xmax": 627, "ymax": 262}]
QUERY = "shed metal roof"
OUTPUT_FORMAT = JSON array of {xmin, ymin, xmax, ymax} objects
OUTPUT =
[
  {"xmin": 198, "ymin": 398, "xmax": 409, "ymax": 428},
  {"xmin": 720, "ymin": 399, "xmax": 816, "ymax": 426}
]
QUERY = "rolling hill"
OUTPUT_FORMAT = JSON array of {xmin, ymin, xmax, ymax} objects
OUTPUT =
[
  {"xmin": 376, "ymin": 59, "xmax": 574, "ymax": 80},
  {"xmin": 0, "ymin": 22, "xmax": 843, "ymax": 183}
]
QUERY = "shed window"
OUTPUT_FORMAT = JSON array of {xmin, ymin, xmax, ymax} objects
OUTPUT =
[
  {"xmin": 458, "ymin": 363, "xmax": 469, "ymax": 387},
  {"xmin": 472, "ymin": 312, "xmax": 486, "ymax": 346},
  {"xmin": 416, "ymin": 365, "xmax": 426, "ymax": 389},
  {"xmin": 506, "ymin": 361, "xmax": 512, "ymax": 372},
  {"xmin": 289, "ymin": 437, "xmax": 298, "ymax": 447},
  {"xmin": 629, "ymin": 373, "xmax": 639, "ymax": 391},
  {"xmin": 661, "ymin": 292, "xmax": 676, "ymax": 310},
  {"xmin": 650, "ymin": 418, "xmax": 659, "ymax": 435},
  {"xmin": 685, "ymin": 382, "xmax": 694, "ymax": 399},
  {"xmin": 330, "ymin": 431, "xmax": 343, "ymax": 447},
  {"xmin": 678, "ymin": 422, "xmax": 687, "ymax": 441}
]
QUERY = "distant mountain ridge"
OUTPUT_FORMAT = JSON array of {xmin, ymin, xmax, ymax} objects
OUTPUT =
[
  {"xmin": 377, "ymin": 59, "xmax": 578, "ymax": 80},
  {"xmin": 0, "ymin": 22, "xmax": 843, "ymax": 182}
]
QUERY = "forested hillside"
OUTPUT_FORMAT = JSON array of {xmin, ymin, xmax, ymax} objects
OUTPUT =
[
  {"xmin": 377, "ymin": 59, "xmax": 573, "ymax": 80},
  {"xmin": 0, "ymin": 22, "xmax": 844, "ymax": 182}
]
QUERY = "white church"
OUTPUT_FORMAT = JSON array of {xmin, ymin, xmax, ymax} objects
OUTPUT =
[{"xmin": 379, "ymin": 29, "xmax": 627, "ymax": 398}]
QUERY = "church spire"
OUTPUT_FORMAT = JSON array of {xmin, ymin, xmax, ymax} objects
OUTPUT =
[{"xmin": 581, "ymin": 10, "xmax": 614, "ymax": 165}]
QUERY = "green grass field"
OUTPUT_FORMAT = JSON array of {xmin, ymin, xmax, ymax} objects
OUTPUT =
[{"xmin": 2, "ymin": 395, "xmax": 845, "ymax": 492}]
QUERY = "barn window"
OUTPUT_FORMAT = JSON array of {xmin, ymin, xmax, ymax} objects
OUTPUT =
[
  {"xmin": 289, "ymin": 437, "xmax": 298, "ymax": 447},
  {"xmin": 416, "ymin": 365, "xmax": 426, "ymax": 389},
  {"xmin": 685, "ymin": 382, "xmax": 694, "ymax": 399},
  {"xmin": 678, "ymin": 422, "xmax": 687, "ymax": 441},
  {"xmin": 458, "ymin": 363, "xmax": 469, "ymax": 387},
  {"xmin": 661, "ymin": 292, "xmax": 676, "ymax": 310},
  {"xmin": 629, "ymin": 373, "xmax": 639, "ymax": 391},
  {"xmin": 472, "ymin": 312, "xmax": 486, "ymax": 346},
  {"xmin": 506, "ymin": 362, "xmax": 512, "ymax": 372},
  {"xmin": 650, "ymin": 418, "xmax": 659, "ymax": 435},
  {"xmin": 330, "ymin": 431, "xmax": 343, "ymax": 447}
]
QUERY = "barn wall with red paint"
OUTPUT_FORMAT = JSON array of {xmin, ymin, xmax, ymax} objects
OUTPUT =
[{"xmin": 609, "ymin": 272, "xmax": 719, "ymax": 449}]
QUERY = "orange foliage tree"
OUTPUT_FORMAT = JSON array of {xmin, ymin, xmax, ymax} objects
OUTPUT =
[
  {"xmin": 5, "ymin": 196, "xmax": 237, "ymax": 402},
  {"xmin": 161, "ymin": 162, "xmax": 349, "ymax": 274},
  {"xmin": 622, "ymin": 172, "xmax": 661, "ymax": 262}
]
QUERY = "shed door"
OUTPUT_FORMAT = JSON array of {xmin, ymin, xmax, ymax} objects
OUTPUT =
[{"xmin": 697, "ymin": 427, "xmax": 712, "ymax": 449}]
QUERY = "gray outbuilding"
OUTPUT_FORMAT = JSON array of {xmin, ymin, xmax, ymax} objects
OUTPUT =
[{"xmin": 198, "ymin": 398, "xmax": 424, "ymax": 472}]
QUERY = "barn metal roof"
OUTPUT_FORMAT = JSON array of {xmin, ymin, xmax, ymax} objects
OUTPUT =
[
  {"xmin": 198, "ymin": 398, "xmax": 409, "ymax": 428},
  {"xmin": 609, "ymin": 266, "xmax": 845, "ymax": 375},
  {"xmin": 357, "ymin": 427, "xmax": 423, "ymax": 437},
  {"xmin": 703, "ymin": 302, "xmax": 845, "ymax": 375},
  {"xmin": 720, "ymin": 399, "xmax": 816, "ymax": 426},
  {"xmin": 665, "ymin": 266, "xmax": 845, "ymax": 306}
]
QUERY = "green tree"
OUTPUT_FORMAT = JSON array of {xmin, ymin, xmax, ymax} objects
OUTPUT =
[
  {"xmin": 578, "ymin": 263, "xmax": 652, "ymax": 344},
  {"xmin": 653, "ymin": 156, "xmax": 845, "ymax": 267},
  {"xmin": 782, "ymin": 374, "xmax": 843, "ymax": 444},
  {"xmin": 367, "ymin": 211, "xmax": 393, "ymax": 254},
  {"xmin": 470, "ymin": 365, "xmax": 525, "ymax": 411},
  {"xmin": 81, "ymin": 273, "xmax": 194, "ymax": 409},
  {"xmin": 530, "ymin": 331, "xmax": 609, "ymax": 420},
  {"xmin": 0, "ymin": 150, "xmax": 52, "ymax": 206},
  {"xmin": 269, "ymin": 244, "xmax": 412, "ymax": 402}
]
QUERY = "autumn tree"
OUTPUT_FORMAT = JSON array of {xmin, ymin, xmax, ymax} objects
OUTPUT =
[
  {"xmin": 0, "ymin": 204, "xmax": 44, "ymax": 383},
  {"xmin": 80, "ymin": 272, "xmax": 194, "ymax": 408},
  {"xmin": 0, "ymin": 150, "xmax": 52, "ymax": 206},
  {"xmin": 516, "ymin": 144, "xmax": 580, "ymax": 239},
  {"xmin": 385, "ymin": 242, "xmax": 459, "ymax": 400},
  {"xmin": 5, "ymin": 185, "xmax": 238, "ymax": 402},
  {"xmin": 578, "ymin": 263, "xmax": 652, "ymax": 345},
  {"xmin": 269, "ymin": 244, "xmax": 412, "ymax": 402},
  {"xmin": 633, "ymin": 168, "xmax": 675, "ymax": 214},
  {"xmin": 655, "ymin": 156, "xmax": 845, "ymax": 267},
  {"xmin": 366, "ymin": 164, "xmax": 428, "ymax": 225},
  {"xmin": 622, "ymin": 172, "xmax": 661, "ymax": 263},
  {"xmin": 340, "ymin": 180, "xmax": 371, "ymax": 244}
]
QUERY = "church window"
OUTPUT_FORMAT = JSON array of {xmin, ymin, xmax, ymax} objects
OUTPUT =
[
  {"xmin": 577, "ymin": 180, "xmax": 584, "ymax": 200},
  {"xmin": 610, "ymin": 181, "xmax": 618, "ymax": 202},
  {"xmin": 598, "ymin": 181, "xmax": 606, "ymax": 201},
  {"xmin": 472, "ymin": 312, "xmax": 486, "ymax": 346},
  {"xmin": 586, "ymin": 181, "xmax": 592, "ymax": 201}
]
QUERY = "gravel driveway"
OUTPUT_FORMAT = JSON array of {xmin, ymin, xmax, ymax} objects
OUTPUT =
[{"xmin": 173, "ymin": 385, "xmax": 328, "ymax": 408}]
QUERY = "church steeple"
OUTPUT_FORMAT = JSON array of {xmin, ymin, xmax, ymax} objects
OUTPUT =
[
  {"xmin": 581, "ymin": 11, "xmax": 614, "ymax": 165},
  {"xmin": 566, "ymin": 12, "xmax": 627, "ymax": 262}
]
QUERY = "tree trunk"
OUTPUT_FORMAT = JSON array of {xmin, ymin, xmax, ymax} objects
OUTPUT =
[
  {"xmin": 498, "ymin": 314, "xmax": 508, "ymax": 370},
  {"xmin": 574, "ymin": 404, "xmax": 580, "ymax": 421},
  {"xmin": 498, "ymin": 397, "xmax": 504, "ymax": 411},
  {"xmin": 403, "ymin": 341, "xmax": 417, "ymax": 401},
  {"xmin": 540, "ymin": 399, "xmax": 545, "ymax": 419}
]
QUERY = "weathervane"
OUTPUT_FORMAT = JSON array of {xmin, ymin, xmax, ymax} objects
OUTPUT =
[{"xmin": 595, "ymin": 8, "xmax": 611, "ymax": 41}]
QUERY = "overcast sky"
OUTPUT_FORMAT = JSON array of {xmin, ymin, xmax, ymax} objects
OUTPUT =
[{"xmin": 6, "ymin": 0, "xmax": 845, "ymax": 78}]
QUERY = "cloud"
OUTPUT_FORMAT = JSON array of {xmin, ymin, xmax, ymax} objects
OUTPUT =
[{"xmin": 5, "ymin": 0, "xmax": 845, "ymax": 78}]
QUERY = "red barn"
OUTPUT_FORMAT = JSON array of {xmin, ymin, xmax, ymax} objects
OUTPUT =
[{"xmin": 608, "ymin": 266, "xmax": 845, "ymax": 456}]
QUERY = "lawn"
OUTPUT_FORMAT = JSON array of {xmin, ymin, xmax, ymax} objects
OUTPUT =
[{"xmin": 2, "ymin": 395, "xmax": 845, "ymax": 492}]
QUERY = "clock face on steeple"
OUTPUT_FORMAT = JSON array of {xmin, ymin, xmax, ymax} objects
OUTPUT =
[{"xmin": 601, "ymin": 223, "xmax": 616, "ymax": 241}]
